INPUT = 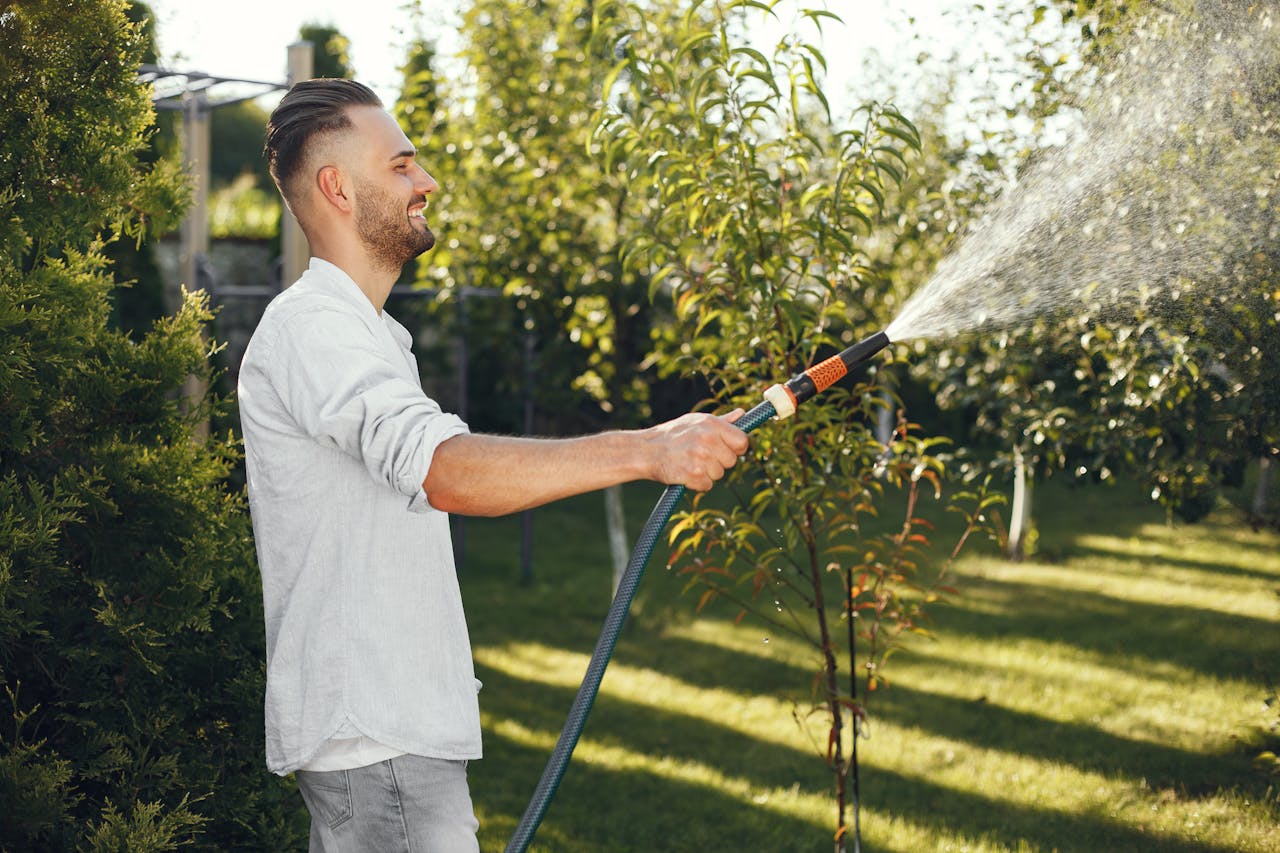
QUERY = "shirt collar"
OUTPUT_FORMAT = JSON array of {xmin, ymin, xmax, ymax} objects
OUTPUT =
[{"xmin": 306, "ymin": 257, "xmax": 385, "ymax": 335}]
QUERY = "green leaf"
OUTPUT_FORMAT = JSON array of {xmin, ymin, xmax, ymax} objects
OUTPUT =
[{"xmin": 679, "ymin": 31, "xmax": 718, "ymax": 58}]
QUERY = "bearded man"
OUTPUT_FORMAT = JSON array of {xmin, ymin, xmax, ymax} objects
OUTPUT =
[{"xmin": 237, "ymin": 78, "xmax": 748, "ymax": 852}]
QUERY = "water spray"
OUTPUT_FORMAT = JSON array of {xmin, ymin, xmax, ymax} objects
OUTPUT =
[{"xmin": 505, "ymin": 329, "xmax": 892, "ymax": 853}]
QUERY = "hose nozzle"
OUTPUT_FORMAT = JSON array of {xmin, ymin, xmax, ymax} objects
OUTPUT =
[{"xmin": 762, "ymin": 330, "xmax": 891, "ymax": 420}]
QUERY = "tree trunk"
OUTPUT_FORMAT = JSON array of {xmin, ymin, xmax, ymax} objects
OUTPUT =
[
  {"xmin": 1007, "ymin": 444, "xmax": 1033, "ymax": 561},
  {"xmin": 606, "ymin": 484, "xmax": 629, "ymax": 597},
  {"xmin": 875, "ymin": 388, "xmax": 894, "ymax": 449},
  {"xmin": 1253, "ymin": 455, "xmax": 1273, "ymax": 518}
]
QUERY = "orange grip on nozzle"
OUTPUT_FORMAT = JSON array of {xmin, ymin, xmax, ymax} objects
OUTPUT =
[{"xmin": 806, "ymin": 355, "xmax": 849, "ymax": 394}]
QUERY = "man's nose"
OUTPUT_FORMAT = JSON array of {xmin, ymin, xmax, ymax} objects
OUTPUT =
[{"xmin": 416, "ymin": 164, "xmax": 439, "ymax": 195}]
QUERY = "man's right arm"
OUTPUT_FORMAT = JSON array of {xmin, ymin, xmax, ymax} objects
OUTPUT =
[{"xmin": 422, "ymin": 410, "xmax": 749, "ymax": 517}]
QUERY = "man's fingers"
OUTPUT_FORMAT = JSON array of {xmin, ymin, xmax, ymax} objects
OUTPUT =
[{"xmin": 652, "ymin": 409, "xmax": 752, "ymax": 489}]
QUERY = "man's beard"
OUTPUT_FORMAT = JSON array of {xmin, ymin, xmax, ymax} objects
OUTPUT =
[{"xmin": 353, "ymin": 181, "xmax": 436, "ymax": 273}]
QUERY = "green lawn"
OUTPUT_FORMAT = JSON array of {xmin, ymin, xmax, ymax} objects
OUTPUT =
[{"xmin": 457, "ymin": 475, "xmax": 1280, "ymax": 852}]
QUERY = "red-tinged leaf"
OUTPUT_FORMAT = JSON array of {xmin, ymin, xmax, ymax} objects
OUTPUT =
[
  {"xmin": 835, "ymin": 697, "xmax": 866, "ymax": 720},
  {"xmin": 696, "ymin": 588, "xmax": 716, "ymax": 611},
  {"xmin": 734, "ymin": 608, "xmax": 748, "ymax": 625}
]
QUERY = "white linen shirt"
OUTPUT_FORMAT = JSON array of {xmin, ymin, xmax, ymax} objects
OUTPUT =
[{"xmin": 238, "ymin": 258, "xmax": 479, "ymax": 775}]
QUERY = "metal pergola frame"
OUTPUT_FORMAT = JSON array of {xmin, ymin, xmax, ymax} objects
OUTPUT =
[{"xmin": 138, "ymin": 64, "xmax": 286, "ymax": 111}]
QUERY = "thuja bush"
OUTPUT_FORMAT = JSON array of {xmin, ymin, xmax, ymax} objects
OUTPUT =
[
  {"xmin": 0, "ymin": 2, "xmax": 303, "ymax": 849},
  {"xmin": 590, "ymin": 1, "xmax": 998, "ymax": 849}
]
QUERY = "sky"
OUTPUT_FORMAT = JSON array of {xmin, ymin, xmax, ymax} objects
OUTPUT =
[{"xmin": 140, "ymin": 0, "xmax": 971, "ymax": 114}]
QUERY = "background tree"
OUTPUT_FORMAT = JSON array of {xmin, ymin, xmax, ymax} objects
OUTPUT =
[
  {"xmin": 0, "ymin": 1, "xmax": 304, "ymax": 848},
  {"xmin": 591, "ymin": 2, "xmax": 997, "ymax": 848},
  {"xmin": 901, "ymin": 1, "xmax": 1280, "ymax": 557},
  {"xmin": 397, "ymin": 0, "xmax": 682, "ymax": 585},
  {"xmin": 298, "ymin": 22, "xmax": 355, "ymax": 80}
]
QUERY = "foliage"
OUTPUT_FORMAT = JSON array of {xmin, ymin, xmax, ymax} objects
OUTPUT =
[
  {"xmin": 298, "ymin": 22, "xmax": 355, "ymax": 80},
  {"xmin": 589, "ymin": 1, "xmax": 998, "ymax": 847},
  {"xmin": 209, "ymin": 174, "xmax": 282, "ymax": 240},
  {"xmin": 208, "ymin": 100, "xmax": 274, "ymax": 191},
  {"xmin": 399, "ymin": 0, "xmax": 662, "ymax": 433},
  {"xmin": 0, "ymin": 1, "xmax": 303, "ymax": 848}
]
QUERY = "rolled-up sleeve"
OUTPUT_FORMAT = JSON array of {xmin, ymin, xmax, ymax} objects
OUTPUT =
[{"xmin": 267, "ymin": 304, "xmax": 468, "ymax": 510}]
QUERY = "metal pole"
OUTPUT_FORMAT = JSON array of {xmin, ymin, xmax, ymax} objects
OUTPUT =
[
  {"xmin": 281, "ymin": 41, "xmax": 314, "ymax": 290},
  {"xmin": 180, "ymin": 90, "xmax": 211, "ymax": 440}
]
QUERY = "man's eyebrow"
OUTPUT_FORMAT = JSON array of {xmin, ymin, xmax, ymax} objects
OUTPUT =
[{"xmin": 390, "ymin": 149, "xmax": 416, "ymax": 162}]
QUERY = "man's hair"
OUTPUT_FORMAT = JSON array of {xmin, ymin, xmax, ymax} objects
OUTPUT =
[{"xmin": 264, "ymin": 78, "xmax": 382, "ymax": 199}]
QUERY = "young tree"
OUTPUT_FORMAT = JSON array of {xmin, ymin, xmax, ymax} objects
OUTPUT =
[
  {"xmin": 591, "ymin": 2, "xmax": 996, "ymax": 848},
  {"xmin": 0, "ymin": 2, "xmax": 303, "ymax": 848}
]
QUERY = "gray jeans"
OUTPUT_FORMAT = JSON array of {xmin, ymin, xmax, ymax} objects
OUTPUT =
[{"xmin": 296, "ymin": 755, "xmax": 480, "ymax": 853}]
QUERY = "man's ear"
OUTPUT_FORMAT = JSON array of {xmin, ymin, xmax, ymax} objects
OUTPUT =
[{"xmin": 316, "ymin": 165, "xmax": 353, "ymax": 213}]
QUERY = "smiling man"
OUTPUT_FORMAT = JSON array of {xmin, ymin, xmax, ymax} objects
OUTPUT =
[{"xmin": 237, "ymin": 79, "xmax": 749, "ymax": 852}]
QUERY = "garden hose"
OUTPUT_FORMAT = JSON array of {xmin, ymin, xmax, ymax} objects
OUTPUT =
[{"xmin": 505, "ymin": 330, "xmax": 891, "ymax": 853}]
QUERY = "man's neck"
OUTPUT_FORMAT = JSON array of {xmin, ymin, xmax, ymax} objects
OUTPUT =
[{"xmin": 311, "ymin": 247, "xmax": 400, "ymax": 314}]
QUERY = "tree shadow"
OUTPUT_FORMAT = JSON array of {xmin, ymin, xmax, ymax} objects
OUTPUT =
[
  {"xmin": 871, "ymin": 681, "xmax": 1257, "ymax": 793},
  {"xmin": 476, "ymin": 666, "xmax": 1249, "ymax": 853},
  {"xmin": 601, "ymin": 627, "xmax": 1262, "ymax": 793},
  {"xmin": 1064, "ymin": 539, "xmax": 1280, "ymax": 585},
  {"xmin": 859, "ymin": 763, "xmax": 1248, "ymax": 853},
  {"xmin": 933, "ymin": 574, "xmax": 1279, "ymax": 682}
]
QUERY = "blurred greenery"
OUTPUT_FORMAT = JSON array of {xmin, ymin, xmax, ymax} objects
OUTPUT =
[{"xmin": 0, "ymin": 1, "xmax": 303, "ymax": 848}]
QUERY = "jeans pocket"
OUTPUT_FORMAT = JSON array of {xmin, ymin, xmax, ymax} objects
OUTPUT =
[{"xmin": 297, "ymin": 769, "xmax": 353, "ymax": 830}]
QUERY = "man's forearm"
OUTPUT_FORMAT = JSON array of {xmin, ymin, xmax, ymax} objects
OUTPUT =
[
  {"xmin": 423, "ymin": 431, "xmax": 650, "ymax": 517},
  {"xmin": 422, "ymin": 410, "xmax": 748, "ymax": 517}
]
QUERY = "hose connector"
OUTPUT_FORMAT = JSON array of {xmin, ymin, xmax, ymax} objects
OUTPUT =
[{"xmin": 762, "ymin": 383, "xmax": 796, "ymax": 420}]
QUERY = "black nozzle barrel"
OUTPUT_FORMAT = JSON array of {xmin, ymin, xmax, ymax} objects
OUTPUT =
[{"xmin": 839, "ymin": 330, "xmax": 891, "ymax": 370}]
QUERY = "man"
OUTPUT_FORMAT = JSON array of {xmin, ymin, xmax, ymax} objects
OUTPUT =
[{"xmin": 238, "ymin": 78, "xmax": 749, "ymax": 852}]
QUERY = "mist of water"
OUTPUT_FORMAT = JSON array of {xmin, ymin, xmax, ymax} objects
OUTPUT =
[{"xmin": 885, "ymin": 7, "xmax": 1279, "ymax": 344}]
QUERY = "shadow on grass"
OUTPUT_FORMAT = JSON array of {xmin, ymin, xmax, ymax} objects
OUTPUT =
[
  {"xmin": 475, "ymin": 665, "xmax": 1247, "ymax": 853},
  {"xmin": 474, "ymin": 661, "xmax": 817, "ymax": 792},
  {"xmin": 606, "ymin": 628, "xmax": 1261, "ymax": 793},
  {"xmin": 474, "ymin": 729, "xmax": 825, "ymax": 852},
  {"xmin": 872, "ymin": 681, "xmax": 1258, "ymax": 794},
  {"xmin": 1064, "ymin": 540, "xmax": 1280, "ymax": 585},
  {"xmin": 472, "ymin": 666, "xmax": 825, "ymax": 853},
  {"xmin": 859, "ymin": 763, "xmax": 1248, "ymax": 853},
  {"xmin": 935, "ymin": 574, "xmax": 1279, "ymax": 682}
]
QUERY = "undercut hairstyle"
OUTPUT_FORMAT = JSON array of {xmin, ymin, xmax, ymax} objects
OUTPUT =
[{"xmin": 264, "ymin": 78, "xmax": 382, "ymax": 200}]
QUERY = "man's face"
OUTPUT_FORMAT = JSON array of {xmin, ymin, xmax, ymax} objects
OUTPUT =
[{"xmin": 346, "ymin": 106, "xmax": 439, "ymax": 273}]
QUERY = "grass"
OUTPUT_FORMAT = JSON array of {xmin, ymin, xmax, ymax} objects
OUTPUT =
[{"xmin": 456, "ymin": 474, "xmax": 1280, "ymax": 851}]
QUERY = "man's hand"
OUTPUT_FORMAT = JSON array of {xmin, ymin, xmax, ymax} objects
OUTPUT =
[{"xmin": 643, "ymin": 409, "xmax": 749, "ymax": 492}]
